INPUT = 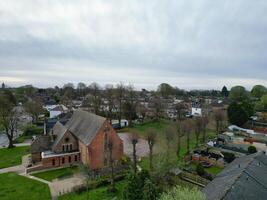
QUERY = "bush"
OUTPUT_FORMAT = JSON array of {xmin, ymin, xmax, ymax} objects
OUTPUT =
[
  {"xmin": 22, "ymin": 125, "xmax": 43, "ymax": 136},
  {"xmin": 248, "ymin": 146, "xmax": 257, "ymax": 154},
  {"xmin": 222, "ymin": 152, "xmax": 236, "ymax": 163},
  {"xmin": 196, "ymin": 164, "xmax": 205, "ymax": 176}
]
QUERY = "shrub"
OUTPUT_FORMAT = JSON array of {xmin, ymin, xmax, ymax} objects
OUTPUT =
[
  {"xmin": 222, "ymin": 152, "xmax": 236, "ymax": 163},
  {"xmin": 248, "ymin": 146, "xmax": 257, "ymax": 154},
  {"xmin": 22, "ymin": 125, "xmax": 43, "ymax": 136},
  {"xmin": 196, "ymin": 164, "xmax": 205, "ymax": 176}
]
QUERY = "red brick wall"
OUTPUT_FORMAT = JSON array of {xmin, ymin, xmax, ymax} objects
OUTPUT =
[
  {"xmin": 88, "ymin": 120, "xmax": 123, "ymax": 169},
  {"xmin": 42, "ymin": 153, "xmax": 80, "ymax": 168},
  {"xmin": 52, "ymin": 131, "xmax": 79, "ymax": 153}
]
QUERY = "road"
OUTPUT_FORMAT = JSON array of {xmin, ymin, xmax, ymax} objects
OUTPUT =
[{"xmin": 0, "ymin": 133, "xmax": 9, "ymax": 148}]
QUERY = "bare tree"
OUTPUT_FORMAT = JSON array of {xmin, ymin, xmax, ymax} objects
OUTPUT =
[
  {"xmin": 105, "ymin": 84, "xmax": 115, "ymax": 123},
  {"xmin": 201, "ymin": 115, "xmax": 209, "ymax": 143},
  {"xmin": 107, "ymin": 139, "xmax": 115, "ymax": 192},
  {"xmin": 152, "ymin": 96, "xmax": 164, "ymax": 121},
  {"xmin": 136, "ymin": 103, "xmax": 147, "ymax": 122},
  {"xmin": 0, "ymin": 95, "xmax": 18, "ymax": 148},
  {"xmin": 214, "ymin": 110, "xmax": 224, "ymax": 135},
  {"xmin": 123, "ymin": 85, "xmax": 137, "ymax": 127},
  {"xmin": 89, "ymin": 82, "xmax": 102, "ymax": 115},
  {"xmin": 146, "ymin": 130, "xmax": 157, "ymax": 170},
  {"xmin": 164, "ymin": 126, "xmax": 175, "ymax": 161},
  {"xmin": 24, "ymin": 99, "xmax": 44, "ymax": 123},
  {"xmin": 115, "ymin": 83, "xmax": 125, "ymax": 128},
  {"xmin": 77, "ymin": 82, "xmax": 87, "ymax": 97},
  {"xmin": 175, "ymin": 121, "xmax": 182, "ymax": 157},
  {"xmin": 181, "ymin": 120, "xmax": 193, "ymax": 154},
  {"xmin": 129, "ymin": 132, "xmax": 139, "ymax": 173},
  {"xmin": 194, "ymin": 117, "xmax": 202, "ymax": 147},
  {"xmin": 175, "ymin": 102, "xmax": 186, "ymax": 121}
]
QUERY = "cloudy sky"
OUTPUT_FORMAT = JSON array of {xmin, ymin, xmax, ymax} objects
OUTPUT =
[{"xmin": 0, "ymin": 0, "xmax": 267, "ymax": 90}]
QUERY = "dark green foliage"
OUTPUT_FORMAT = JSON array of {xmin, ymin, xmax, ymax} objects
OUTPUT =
[
  {"xmin": 248, "ymin": 146, "xmax": 257, "ymax": 154},
  {"xmin": 196, "ymin": 164, "xmax": 205, "ymax": 176},
  {"xmin": 222, "ymin": 152, "xmax": 236, "ymax": 163},
  {"xmin": 143, "ymin": 179, "xmax": 159, "ymax": 200},
  {"xmin": 251, "ymin": 85, "xmax": 267, "ymax": 99},
  {"xmin": 227, "ymin": 102, "xmax": 249, "ymax": 126},
  {"xmin": 22, "ymin": 125, "xmax": 43, "ymax": 136},
  {"xmin": 123, "ymin": 170, "xmax": 159, "ymax": 200},
  {"xmin": 221, "ymin": 86, "xmax": 229, "ymax": 97}
]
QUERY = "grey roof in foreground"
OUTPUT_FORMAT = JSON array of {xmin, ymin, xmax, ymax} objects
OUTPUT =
[
  {"xmin": 203, "ymin": 152, "xmax": 267, "ymax": 200},
  {"xmin": 65, "ymin": 110, "xmax": 106, "ymax": 145}
]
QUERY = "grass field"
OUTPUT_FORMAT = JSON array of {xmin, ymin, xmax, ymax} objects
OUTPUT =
[
  {"xmin": 32, "ymin": 166, "xmax": 80, "ymax": 181},
  {"xmin": 0, "ymin": 146, "xmax": 30, "ymax": 169},
  {"xmin": 58, "ymin": 180, "xmax": 127, "ymax": 200},
  {"xmin": 205, "ymin": 166, "xmax": 223, "ymax": 175},
  {"xmin": 0, "ymin": 172, "xmax": 51, "ymax": 200}
]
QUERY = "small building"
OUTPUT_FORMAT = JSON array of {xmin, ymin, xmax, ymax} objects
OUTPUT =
[
  {"xmin": 31, "ymin": 110, "xmax": 124, "ymax": 170},
  {"xmin": 203, "ymin": 152, "xmax": 267, "ymax": 200}
]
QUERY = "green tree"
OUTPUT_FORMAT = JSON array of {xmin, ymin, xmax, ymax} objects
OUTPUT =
[
  {"xmin": 143, "ymin": 179, "xmax": 159, "ymax": 200},
  {"xmin": 160, "ymin": 185, "xmax": 206, "ymax": 200},
  {"xmin": 229, "ymin": 86, "xmax": 248, "ymax": 102},
  {"xmin": 24, "ymin": 100, "xmax": 44, "ymax": 123},
  {"xmin": 221, "ymin": 86, "xmax": 229, "ymax": 97},
  {"xmin": 251, "ymin": 85, "xmax": 267, "ymax": 99},
  {"xmin": 260, "ymin": 94, "xmax": 267, "ymax": 109},
  {"xmin": 146, "ymin": 130, "xmax": 157, "ymax": 171},
  {"xmin": 227, "ymin": 102, "xmax": 249, "ymax": 126},
  {"xmin": 157, "ymin": 83, "xmax": 174, "ymax": 98}
]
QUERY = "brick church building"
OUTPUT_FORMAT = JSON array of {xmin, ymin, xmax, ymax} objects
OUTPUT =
[{"xmin": 31, "ymin": 110, "xmax": 124, "ymax": 170}]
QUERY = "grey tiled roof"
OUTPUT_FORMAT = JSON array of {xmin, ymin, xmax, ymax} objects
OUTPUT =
[
  {"xmin": 65, "ymin": 110, "xmax": 106, "ymax": 145},
  {"xmin": 203, "ymin": 152, "xmax": 267, "ymax": 200},
  {"xmin": 51, "ymin": 121, "xmax": 67, "ymax": 150}
]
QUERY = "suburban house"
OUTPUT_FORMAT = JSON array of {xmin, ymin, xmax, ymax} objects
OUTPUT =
[
  {"xmin": 203, "ymin": 152, "xmax": 267, "ymax": 200},
  {"xmin": 31, "ymin": 110, "xmax": 124, "ymax": 170}
]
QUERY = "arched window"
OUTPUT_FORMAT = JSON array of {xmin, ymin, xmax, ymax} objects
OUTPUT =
[
  {"xmin": 62, "ymin": 145, "xmax": 65, "ymax": 152},
  {"xmin": 52, "ymin": 159, "xmax": 55, "ymax": 166},
  {"xmin": 66, "ymin": 145, "xmax": 69, "ymax": 152},
  {"xmin": 70, "ymin": 144, "xmax": 72, "ymax": 151},
  {"xmin": 62, "ymin": 157, "xmax": 65, "ymax": 164},
  {"xmin": 69, "ymin": 156, "xmax": 71, "ymax": 163}
]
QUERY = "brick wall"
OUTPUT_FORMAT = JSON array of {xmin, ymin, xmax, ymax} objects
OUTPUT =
[
  {"xmin": 42, "ymin": 152, "xmax": 80, "ymax": 168},
  {"xmin": 53, "ymin": 130, "xmax": 79, "ymax": 153}
]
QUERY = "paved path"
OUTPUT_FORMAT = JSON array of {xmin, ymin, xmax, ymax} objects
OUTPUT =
[{"xmin": 0, "ymin": 165, "xmax": 25, "ymax": 174}]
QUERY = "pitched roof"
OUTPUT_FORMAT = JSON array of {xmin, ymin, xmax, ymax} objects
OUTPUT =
[
  {"xmin": 65, "ymin": 110, "xmax": 106, "ymax": 145},
  {"xmin": 203, "ymin": 152, "xmax": 267, "ymax": 200},
  {"xmin": 31, "ymin": 135, "xmax": 51, "ymax": 153},
  {"xmin": 51, "ymin": 121, "xmax": 67, "ymax": 150}
]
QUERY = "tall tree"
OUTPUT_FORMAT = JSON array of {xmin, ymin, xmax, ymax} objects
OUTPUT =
[
  {"xmin": 77, "ymin": 82, "xmax": 87, "ymax": 97},
  {"xmin": 164, "ymin": 127, "xmax": 175, "ymax": 161},
  {"xmin": 181, "ymin": 120, "xmax": 192, "ymax": 154},
  {"xmin": 194, "ymin": 117, "xmax": 202, "ymax": 147},
  {"xmin": 228, "ymin": 102, "xmax": 249, "ymax": 126},
  {"xmin": 123, "ymin": 85, "xmax": 137, "ymax": 127},
  {"xmin": 0, "ymin": 94, "xmax": 18, "ymax": 148},
  {"xmin": 146, "ymin": 130, "xmax": 157, "ymax": 170},
  {"xmin": 105, "ymin": 84, "xmax": 115, "ymax": 123},
  {"xmin": 24, "ymin": 100, "xmax": 44, "ymax": 123},
  {"xmin": 229, "ymin": 86, "xmax": 248, "ymax": 102},
  {"xmin": 151, "ymin": 96, "xmax": 164, "ymax": 121},
  {"xmin": 115, "ymin": 83, "xmax": 125, "ymax": 128},
  {"xmin": 221, "ymin": 86, "xmax": 229, "ymax": 97},
  {"xmin": 129, "ymin": 132, "xmax": 139, "ymax": 173},
  {"xmin": 107, "ymin": 139, "xmax": 115, "ymax": 192},
  {"xmin": 201, "ymin": 115, "xmax": 209, "ymax": 143},
  {"xmin": 175, "ymin": 102, "xmax": 186, "ymax": 121},
  {"xmin": 157, "ymin": 83, "xmax": 174, "ymax": 98},
  {"xmin": 214, "ymin": 110, "xmax": 224, "ymax": 135},
  {"xmin": 175, "ymin": 121, "xmax": 182, "ymax": 157},
  {"xmin": 89, "ymin": 82, "xmax": 102, "ymax": 115},
  {"xmin": 251, "ymin": 85, "xmax": 267, "ymax": 99}
]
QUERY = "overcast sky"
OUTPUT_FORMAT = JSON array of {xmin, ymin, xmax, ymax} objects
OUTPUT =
[{"xmin": 0, "ymin": 0, "xmax": 267, "ymax": 90}]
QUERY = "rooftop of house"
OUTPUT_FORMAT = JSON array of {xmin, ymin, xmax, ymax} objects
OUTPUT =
[{"xmin": 202, "ymin": 152, "xmax": 267, "ymax": 200}]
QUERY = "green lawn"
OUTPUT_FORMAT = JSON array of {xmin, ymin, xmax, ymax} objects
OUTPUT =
[
  {"xmin": 0, "ymin": 172, "xmax": 51, "ymax": 200},
  {"xmin": 32, "ymin": 166, "xmax": 80, "ymax": 181},
  {"xmin": 120, "ymin": 120, "xmax": 171, "ymax": 136},
  {"xmin": 0, "ymin": 146, "xmax": 30, "ymax": 169},
  {"xmin": 205, "ymin": 166, "xmax": 223, "ymax": 175},
  {"xmin": 58, "ymin": 180, "xmax": 127, "ymax": 200}
]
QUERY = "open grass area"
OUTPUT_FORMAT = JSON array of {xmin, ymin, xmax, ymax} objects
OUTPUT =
[
  {"xmin": 0, "ymin": 146, "xmax": 30, "ymax": 169},
  {"xmin": 58, "ymin": 180, "xmax": 127, "ymax": 200},
  {"xmin": 0, "ymin": 172, "xmax": 51, "ymax": 200},
  {"xmin": 32, "ymin": 166, "xmax": 80, "ymax": 181},
  {"xmin": 120, "ymin": 120, "xmax": 171, "ymax": 136},
  {"xmin": 205, "ymin": 166, "xmax": 223, "ymax": 175}
]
